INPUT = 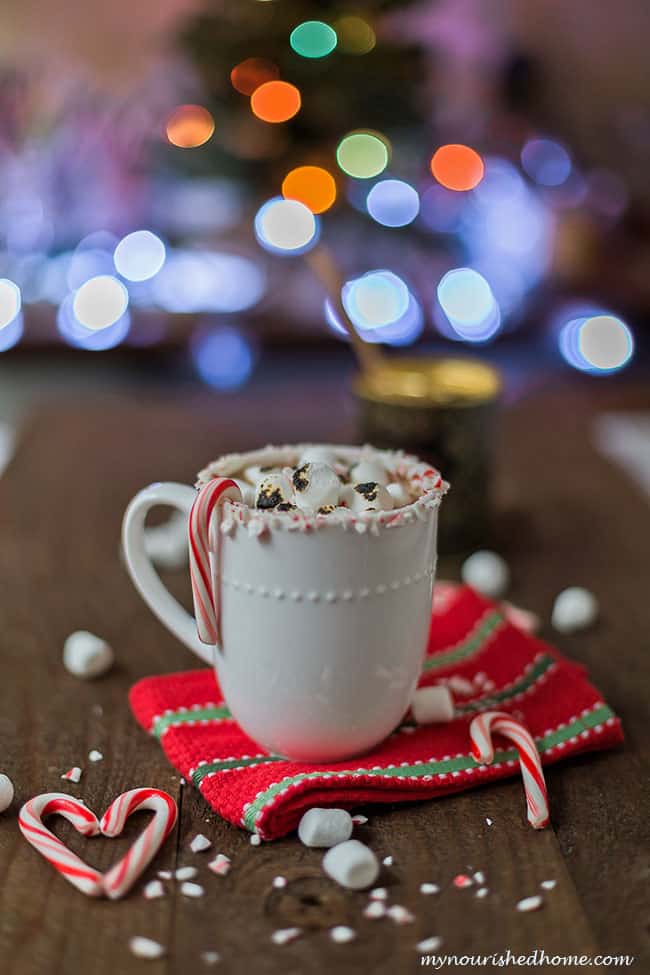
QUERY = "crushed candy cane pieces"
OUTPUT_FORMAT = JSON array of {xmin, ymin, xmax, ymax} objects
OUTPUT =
[
  {"xmin": 158, "ymin": 870, "xmax": 172, "ymax": 880},
  {"xmin": 516, "ymin": 895, "xmax": 543, "ymax": 913},
  {"xmin": 190, "ymin": 833, "xmax": 212, "ymax": 853},
  {"xmin": 416, "ymin": 936, "xmax": 443, "ymax": 953},
  {"xmin": 330, "ymin": 926, "xmax": 356, "ymax": 944},
  {"xmin": 363, "ymin": 900, "xmax": 386, "ymax": 919},
  {"xmin": 129, "ymin": 936, "xmax": 165, "ymax": 960},
  {"xmin": 250, "ymin": 834, "xmax": 261, "ymax": 846},
  {"xmin": 370, "ymin": 887, "xmax": 388, "ymax": 900},
  {"xmin": 201, "ymin": 951, "xmax": 221, "ymax": 965},
  {"xmin": 88, "ymin": 750, "xmax": 103, "ymax": 762},
  {"xmin": 143, "ymin": 880, "xmax": 165, "ymax": 900},
  {"xmin": 453, "ymin": 874, "xmax": 473, "ymax": 889},
  {"xmin": 387, "ymin": 905, "xmax": 415, "ymax": 925},
  {"xmin": 476, "ymin": 887, "xmax": 489, "ymax": 899},
  {"xmin": 208, "ymin": 854, "xmax": 231, "ymax": 876},
  {"xmin": 486, "ymin": 818, "xmax": 493, "ymax": 826},
  {"xmin": 352, "ymin": 814, "xmax": 368, "ymax": 825},
  {"xmin": 180, "ymin": 881, "xmax": 204, "ymax": 898},
  {"xmin": 473, "ymin": 871, "xmax": 486, "ymax": 885},
  {"xmin": 271, "ymin": 928, "xmax": 302, "ymax": 946},
  {"xmin": 382, "ymin": 855, "xmax": 393, "ymax": 866},
  {"xmin": 272, "ymin": 876, "xmax": 287, "ymax": 888},
  {"xmin": 175, "ymin": 866, "xmax": 198, "ymax": 881},
  {"xmin": 61, "ymin": 767, "xmax": 82, "ymax": 783},
  {"xmin": 420, "ymin": 883, "xmax": 440, "ymax": 895},
  {"xmin": 541, "ymin": 879, "xmax": 557, "ymax": 890}
]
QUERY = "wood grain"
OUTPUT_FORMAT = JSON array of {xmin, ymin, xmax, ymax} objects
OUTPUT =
[{"xmin": 0, "ymin": 376, "xmax": 648, "ymax": 973}]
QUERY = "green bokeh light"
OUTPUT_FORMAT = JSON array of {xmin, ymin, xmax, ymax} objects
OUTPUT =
[
  {"xmin": 336, "ymin": 132, "xmax": 389, "ymax": 179},
  {"xmin": 290, "ymin": 21, "xmax": 337, "ymax": 59}
]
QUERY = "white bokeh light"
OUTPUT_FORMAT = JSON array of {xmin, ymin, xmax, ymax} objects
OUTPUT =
[
  {"xmin": 73, "ymin": 275, "xmax": 129, "ymax": 330},
  {"xmin": 0, "ymin": 279, "xmax": 22, "ymax": 329},
  {"xmin": 114, "ymin": 230, "xmax": 166, "ymax": 282},
  {"xmin": 578, "ymin": 315, "xmax": 634, "ymax": 371},
  {"xmin": 254, "ymin": 198, "xmax": 318, "ymax": 254}
]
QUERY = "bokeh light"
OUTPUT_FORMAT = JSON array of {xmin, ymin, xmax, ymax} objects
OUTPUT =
[
  {"xmin": 72, "ymin": 275, "xmax": 129, "ymax": 330},
  {"xmin": 151, "ymin": 250, "xmax": 265, "ymax": 314},
  {"xmin": 191, "ymin": 325, "xmax": 255, "ymax": 390},
  {"xmin": 282, "ymin": 166, "xmax": 337, "ymax": 214},
  {"xmin": 251, "ymin": 81, "xmax": 301, "ymax": 123},
  {"xmin": 430, "ymin": 144, "xmax": 484, "ymax": 191},
  {"xmin": 114, "ymin": 231, "xmax": 166, "ymax": 282},
  {"xmin": 436, "ymin": 267, "xmax": 501, "ymax": 342},
  {"xmin": 166, "ymin": 105, "xmax": 215, "ymax": 149},
  {"xmin": 366, "ymin": 179, "xmax": 420, "ymax": 227},
  {"xmin": 290, "ymin": 21, "xmax": 337, "ymax": 59},
  {"xmin": 0, "ymin": 278, "xmax": 22, "ymax": 329},
  {"xmin": 419, "ymin": 185, "xmax": 467, "ymax": 233},
  {"xmin": 67, "ymin": 248, "xmax": 114, "ymax": 291},
  {"xmin": 326, "ymin": 270, "xmax": 422, "ymax": 346},
  {"xmin": 336, "ymin": 132, "xmax": 389, "ymax": 179},
  {"xmin": 521, "ymin": 138, "xmax": 571, "ymax": 187},
  {"xmin": 230, "ymin": 58, "xmax": 279, "ymax": 96},
  {"xmin": 254, "ymin": 197, "xmax": 318, "ymax": 254},
  {"xmin": 559, "ymin": 312, "xmax": 634, "ymax": 374},
  {"xmin": 0, "ymin": 314, "xmax": 23, "ymax": 352},
  {"xmin": 335, "ymin": 16, "xmax": 376, "ymax": 54},
  {"xmin": 57, "ymin": 293, "xmax": 130, "ymax": 350}
]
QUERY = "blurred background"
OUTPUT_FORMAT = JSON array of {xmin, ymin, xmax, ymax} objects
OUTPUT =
[{"xmin": 0, "ymin": 0, "xmax": 648, "ymax": 507}]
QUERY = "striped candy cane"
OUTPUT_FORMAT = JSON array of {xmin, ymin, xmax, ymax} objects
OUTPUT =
[
  {"xmin": 470, "ymin": 710, "xmax": 550, "ymax": 829},
  {"xmin": 19, "ymin": 789, "xmax": 178, "ymax": 899},
  {"xmin": 18, "ymin": 794, "xmax": 104, "ymax": 897},
  {"xmin": 188, "ymin": 477, "xmax": 242, "ymax": 645},
  {"xmin": 101, "ymin": 788, "xmax": 178, "ymax": 899}
]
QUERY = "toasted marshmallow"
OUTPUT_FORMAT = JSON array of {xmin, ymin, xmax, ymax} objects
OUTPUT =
[
  {"xmin": 341, "ymin": 482, "xmax": 395, "ymax": 513},
  {"xmin": 292, "ymin": 463, "xmax": 341, "ymax": 512},
  {"xmin": 255, "ymin": 472, "xmax": 294, "ymax": 510}
]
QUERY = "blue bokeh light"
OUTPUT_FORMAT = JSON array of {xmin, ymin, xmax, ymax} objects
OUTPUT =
[
  {"xmin": 0, "ymin": 314, "xmax": 24, "ymax": 352},
  {"xmin": 151, "ymin": 250, "xmax": 265, "ymax": 314},
  {"xmin": 191, "ymin": 325, "xmax": 255, "ymax": 390},
  {"xmin": 521, "ymin": 138, "xmax": 572, "ymax": 187},
  {"xmin": 114, "ymin": 230, "xmax": 166, "ymax": 282},
  {"xmin": 57, "ymin": 293, "xmax": 131, "ymax": 350},
  {"xmin": 435, "ymin": 267, "xmax": 501, "ymax": 342},
  {"xmin": 366, "ymin": 179, "xmax": 420, "ymax": 228},
  {"xmin": 558, "ymin": 308, "xmax": 634, "ymax": 374},
  {"xmin": 325, "ymin": 270, "xmax": 423, "ymax": 346},
  {"xmin": 254, "ymin": 197, "xmax": 319, "ymax": 256}
]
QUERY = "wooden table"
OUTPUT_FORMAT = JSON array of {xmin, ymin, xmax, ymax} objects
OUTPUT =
[{"xmin": 0, "ymin": 374, "xmax": 648, "ymax": 974}]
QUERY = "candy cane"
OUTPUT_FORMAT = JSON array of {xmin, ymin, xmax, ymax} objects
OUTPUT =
[
  {"xmin": 101, "ymin": 788, "xmax": 178, "ymax": 899},
  {"xmin": 19, "ymin": 789, "xmax": 178, "ymax": 899},
  {"xmin": 189, "ymin": 477, "xmax": 242, "ymax": 645},
  {"xmin": 18, "ymin": 793, "xmax": 103, "ymax": 897},
  {"xmin": 470, "ymin": 710, "xmax": 549, "ymax": 829}
]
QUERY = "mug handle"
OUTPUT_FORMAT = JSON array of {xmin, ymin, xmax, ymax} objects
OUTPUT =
[{"xmin": 121, "ymin": 482, "xmax": 213, "ymax": 665}]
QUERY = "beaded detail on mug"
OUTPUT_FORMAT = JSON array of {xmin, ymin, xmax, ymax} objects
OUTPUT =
[{"xmin": 219, "ymin": 566, "xmax": 435, "ymax": 603}]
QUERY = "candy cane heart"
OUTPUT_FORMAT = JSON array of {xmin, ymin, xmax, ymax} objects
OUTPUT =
[
  {"xmin": 188, "ymin": 477, "xmax": 242, "ymax": 645},
  {"xmin": 18, "ymin": 789, "xmax": 178, "ymax": 899},
  {"xmin": 470, "ymin": 710, "xmax": 550, "ymax": 829}
]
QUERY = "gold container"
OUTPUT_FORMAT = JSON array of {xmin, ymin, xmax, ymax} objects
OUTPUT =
[{"xmin": 354, "ymin": 357, "xmax": 501, "ymax": 553}]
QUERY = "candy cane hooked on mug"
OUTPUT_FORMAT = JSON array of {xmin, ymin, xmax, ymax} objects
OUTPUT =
[
  {"xmin": 470, "ymin": 710, "xmax": 550, "ymax": 829},
  {"xmin": 188, "ymin": 477, "xmax": 243, "ymax": 645}
]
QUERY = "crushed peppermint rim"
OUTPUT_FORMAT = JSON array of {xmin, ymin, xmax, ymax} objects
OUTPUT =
[{"xmin": 196, "ymin": 444, "xmax": 447, "ymax": 537}]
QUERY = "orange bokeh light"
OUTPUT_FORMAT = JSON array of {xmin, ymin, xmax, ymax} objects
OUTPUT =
[
  {"xmin": 282, "ymin": 165, "xmax": 337, "ymax": 214},
  {"xmin": 430, "ymin": 144, "xmax": 484, "ymax": 191},
  {"xmin": 165, "ymin": 104, "xmax": 215, "ymax": 149},
  {"xmin": 251, "ymin": 81, "xmax": 301, "ymax": 124},
  {"xmin": 230, "ymin": 58, "xmax": 280, "ymax": 96}
]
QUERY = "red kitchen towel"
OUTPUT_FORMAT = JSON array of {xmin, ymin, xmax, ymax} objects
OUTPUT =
[{"xmin": 130, "ymin": 583, "xmax": 623, "ymax": 840}]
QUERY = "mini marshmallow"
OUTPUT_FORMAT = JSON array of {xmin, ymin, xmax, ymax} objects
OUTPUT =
[
  {"xmin": 298, "ymin": 808, "xmax": 353, "ymax": 848},
  {"xmin": 350, "ymin": 459, "xmax": 389, "ymax": 486},
  {"xmin": 461, "ymin": 550, "xmax": 510, "ymax": 599},
  {"xmin": 129, "ymin": 937, "xmax": 165, "ymax": 960},
  {"xmin": 386, "ymin": 481, "xmax": 411, "ymax": 507},
  {"xmin": 516, "ymin": 895, "xmax": 543, "ymax": 913},
  {"xmin": 256, "ymin": 472, "xmax": 294, "ymax": 510},
  {"xmin": 330, "ymin": 926, "xmax": 356, "ymax": 944},
  {"xmin": 292, "ymin": 463, "xmax": 341, "ymax": 512},
  {"xmin": 190, "ymin": 833, "xmax": 212, "ymax": 853},
  {"xmin": 143, "ymin": 879, "xmax": 165, "ymax": 900},
  {"xmin": 298, "ymin": 445, "xmax": 338, "ymax": 467},
  {"xmin": 0, "ymin": 773, "xmax": 14, "ymax": 812},
  {"xmin": 250, "ymin": 834, "xmax": 261, "ymax": 846},
  {"xmin": 88, "ymin": 750, "xmax": 103, "ymax": 762},
  {"xmin": 341, "ymin": 482, "xmax": 394, "ymax": 514},
  {"xmin": 175, "ymin": 866, "xmax": 197, "ymax": 880},
  {"xmin": 322, "ymin": 839, "xmax": 379, "ymax": 890},
  {"xmin": 144, "ymin": 510, "xmax": 188, "ymax": 570},
  {"xmin": 551, "ymin": 587, "xmax": 598, "ymax": 633},
  {"xmin": 272, "ymin": 876, "xmax": 287, "ymax": 888},
  {"xmin": 411, "ymin": 686, "xmax": 455, "ymax": 725},
  {"xmin": 63, "ymin": 631, "xmax": 114, "ymax": 679}
]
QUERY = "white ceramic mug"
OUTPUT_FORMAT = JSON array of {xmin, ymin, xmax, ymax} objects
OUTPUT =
[{"xmin": 122, "ymin": 444, "xmax": 445, "ymax": 762}]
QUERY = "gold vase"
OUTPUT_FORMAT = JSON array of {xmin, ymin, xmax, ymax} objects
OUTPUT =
[{"xmin": 354, "ymin": 357, "xmax": 501, "ymax": 553}]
